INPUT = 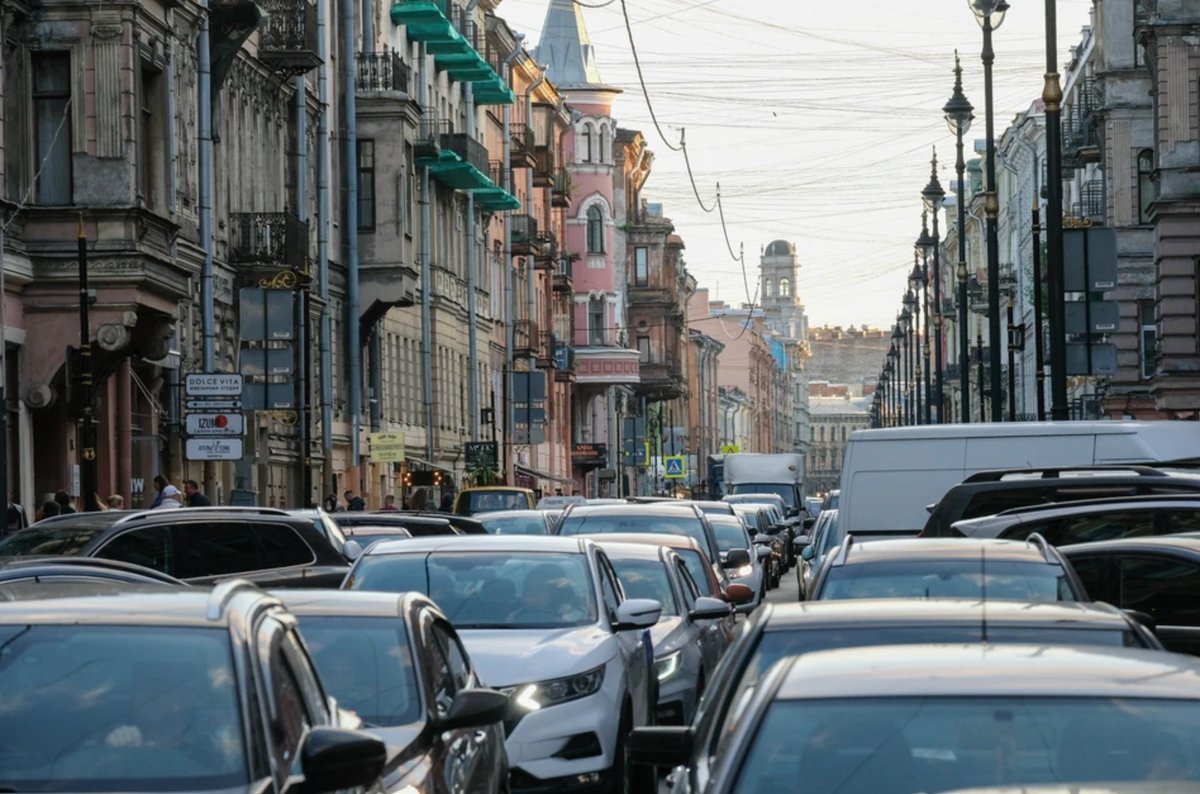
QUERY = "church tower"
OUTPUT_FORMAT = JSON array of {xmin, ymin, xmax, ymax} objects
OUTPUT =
[{"xmin": 760, "ymin": 240, "xmax": 806, "ymax": 340}]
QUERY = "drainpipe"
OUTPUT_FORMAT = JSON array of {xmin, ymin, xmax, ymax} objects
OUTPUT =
[
  {"xmin": 362, "ymin": 0, "xmax": 373, "ymax": 56},
  {"xmin": 525, "ymin": 64, "xmax": 545, "ymax": 473},
  {"xmin": 166, "ymin": 7, "xmax": 178, "ymax": 241},
  {"xmin": 343, "ymin": 0, "xmax": 361, "ymax": 467},
  {"xmin": 294, "ymin": 76, "xmax": 311, "ymax": 503},
  {"xmin": 418, "ymin": 48, "xmax": 434, "ymax": 463},
  {"xmin": 465, "ymin": 0, "xmax": 481, "ymax": 444},
  {"xmin": 502, "ymin": 41, "xmax": 522, "ymax": 482},
  {"xmin": 317, "ymin": 0, "xmax": 333, "ymax": 491},
  {"xmin": 198, "ymin": 0, "xmax": 214, "ymax": 373}
]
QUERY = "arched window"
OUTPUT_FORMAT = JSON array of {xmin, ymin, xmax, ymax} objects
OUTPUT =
[
  {"xmin": 582, "ymin": 124, "xmax": 594, "ymax": 163},
  {"xmin": 1138, "ymin": 149, "xmax": 1155, "ymax": 224},
  {"xmin": 586, "ymin": 205, "xmax": 604, "ymax": 253},
  {"xmin": 599, "ymin": 124, "xmax": 608, "ymax": 164},
  {"xmin": 779, "ymin": 278, "xmax": 791, "ymax": 297}
]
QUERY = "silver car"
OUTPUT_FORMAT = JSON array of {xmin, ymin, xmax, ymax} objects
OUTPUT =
[
  {"xmin": 707, "ymin": 514, "xmax": 766, "ymax": 612},
  {"xmin": 597, "ymin": 541, "xmax": 733, "ymax": 725}
]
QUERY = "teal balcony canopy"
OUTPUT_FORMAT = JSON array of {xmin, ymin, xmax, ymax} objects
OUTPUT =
[{"xmin": 390, "ymin": 0, "xmax": 514, "ymax": 105}]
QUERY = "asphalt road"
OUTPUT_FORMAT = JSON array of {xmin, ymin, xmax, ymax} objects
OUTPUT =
[{"xmin": 764, "ymin": 560, "xmax": 802, "ymax": 605}]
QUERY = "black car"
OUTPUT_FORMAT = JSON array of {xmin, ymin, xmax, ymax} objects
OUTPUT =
[
  {"xmin": 0, "ymin": 507, "xmax": 349, "ymax": 587},
  {"xmin": 333, "ymin": 512, "xmax": 471, "ymax": 537},
  {"xmin": 275, "ymin": 590, "xmax": 510, "ymax": 793},
  {"xmin": 0, "ymin": 580, "xmax": 386, "ymax": 792},
  {"xmin": 630, "ymin": 598, "xmax": 1162, "ymax": 785},
  {"xmin": 921, "ymin": 465, "xmax": 1200, "ymax": 538},
  {"xmin": 1062, "ymin": 534, "xmax": 1200, "ymax": 656}
]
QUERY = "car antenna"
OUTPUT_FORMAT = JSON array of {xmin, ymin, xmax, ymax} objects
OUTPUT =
[{"xmin": 980, "ymin": 545, "xmax": 988, "ymax": 644}]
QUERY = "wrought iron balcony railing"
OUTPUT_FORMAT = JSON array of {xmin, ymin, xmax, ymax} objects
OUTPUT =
[
  {"xmin": 356, "ymin": 50, "xmax": 409, "ymax": 93},
  {"xmin": 229, "ymin": 212, "xmax": 310, "ymax": 266},
  {"xmin": 257, "ymin": 0, "xmax": 321, "ymax": 76},
  {"xmin": 511, "ymin": 214, "xmax": 538, "ymax": 255}
]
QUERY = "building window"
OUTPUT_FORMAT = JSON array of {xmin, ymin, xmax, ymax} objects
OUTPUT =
[
  {"xmin": 779, "ymin": 277, "xmax": 791, "ymax": 298},
  {"xmin": 358, "ymin": 140, "xmax": 376, "ymax": 231},
  {"xmin": 637, "ymin": 335, "xmax": 650, "ymax": 362},
  {"xmin": 32, "ymin": 52, "xmax": 72, "ymax": 205},
  {"xmin": 1140, "ymin": 300, "xmax": 1156, "ymax": 380},
  {"xmin": 582, "ymin": 124, "xmax": 593, "ymax": 163},
  {"xmin": 139, "ymin": 63, "xmax": 165, "ymax": 212},
  {"xmin": 599, "ymin": 125, "xmax": 608, "ymax": 164},
  {"xmin": 634, "ymin": 246, "xmax": 648, "ymax": 286},
  {"xmin": 1137, "ymin": 149, "xmax": 1154, "ymax": 224},
  {"xmin": 588, "ymin": 297, "xmax": 605, "ymax": 345},
  {"xmin": 586, "ymin": 206, "xmax": 604, "ymax": 253}
]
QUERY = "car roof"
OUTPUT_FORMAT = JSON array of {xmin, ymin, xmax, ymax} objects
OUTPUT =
[
  {"xmin": 271, "ymin": 588, "xmax": 425, "ymax": 618},
  {"xmin": 362, "ymin": 534, "xmax": 589, "ymax": 556},
  {"xmin": 562, "ymin": 504, "xmax": 698, "ymax": 516},
  {"xmin": 993, "ymin": 494, "xmax": 1200, "ymax": 517},
  {"xmin": 473, "ymin": 510, "xmax": 554, "ymax": 520},
  {"xmin": 0, "ymin": 581, "xmax": 276, "ymax": 627},
  {"xmin": 773, "ymin": 643, "xmax": 1200, "ymax": 700},
  {"xmin": 837, "ymin": 537, "xmax": 1057, "ymax": 563},
  {"xmin": 590, "ymin": 541, "xmax": 666, "ymax": 562},
  {"xmin": 573, "ymin": 532, "xmax": 703, "ymax": 553},
  {"xmin": 458, "ymin": 486, "xmax": 534, "ymax": 494},
  {"xmin": 1061, "ymin": 534, "xmax": 1200, "ymax": 554},
  {"xmin": 755, "ymin": 598, "xmax": 1130, "ymax": 631}
]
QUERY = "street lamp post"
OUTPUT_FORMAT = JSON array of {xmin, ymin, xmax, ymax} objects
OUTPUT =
[
  {"xmin": 944, "ymin": 51, "xmax": 975, "ymax": 424},
  {"xmin": 900, "ymin": 309, "xmax": 914, "ymax": 425},
  {"xmin": 921, "ymin": 153, "xmax": 946, "ymax": 424},
  {"xmin": 1043, "ymin": 0, "xmax": 1068, "ymax": 419},
  {"xmin": 911, "ymin": 248, "xmax": 931, "ymax": 425},
  {"xmin": 891, "ymin": 326, "xmax": 904, "ymax": 425},
  {"xmin": 970, "ymin": 0, "xmax": 1009, "ymax": 422},
  {"xmin": 904, "ymin": 287, "xmax": 923, "ymax": 424}
]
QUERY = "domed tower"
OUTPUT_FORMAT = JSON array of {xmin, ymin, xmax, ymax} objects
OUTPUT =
[{"xmin": 760, "ymin": 240, "xmax": 806, "ymax": 338}]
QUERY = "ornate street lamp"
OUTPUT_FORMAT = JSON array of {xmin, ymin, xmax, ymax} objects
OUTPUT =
[
  {"xmin": 1042, "ymin": 0, "xmax": 1068, "ymax": 419},
  {"xmin": 903, "ymin": 288, "xmax": 921, "ymax": 424},
  {"xmin": 900, "ymin": 308, "xmax": 914, "ymax": 426},
  {"xmin": 944, "ymin": 50, "xmax": 975, "ymax": 424},
  {"xmin": 910, "ymin": 250, "xmax": 931, "ymax": 425},
  {"xmin": 969, "ymin": 0, "xmax": 1008, "ymax": 421},
  {"xmin": 891, "ymin": 326, "xmax": 904, "ymax": 425},
  {"xmin": 921, "ymin": 151, "xmax": 946, "ymax": 424}
]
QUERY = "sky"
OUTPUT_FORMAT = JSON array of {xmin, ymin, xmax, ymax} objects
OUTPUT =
[{"xmin": 496, "ymin": 0, "xmax": 1096, "ymax": 329}]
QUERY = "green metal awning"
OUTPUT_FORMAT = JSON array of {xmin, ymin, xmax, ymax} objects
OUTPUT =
[
  {"xmin": 390, "ymin": 0, "xmax": 513, "ymax": 104},
  {"xmin": 416, "ymin": 150, "xmax": 520, "ymax": 210}
]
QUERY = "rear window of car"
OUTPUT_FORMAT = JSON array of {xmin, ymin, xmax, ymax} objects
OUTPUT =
[
  {"xmin": 1002, "ymin": 511, "xmax": 1158, "ymax": 545},
  {"xmin": 0, "ymin": 525, "xmax": 105, "ymax": 556},
  {"xmin": 817, "ymin": 560, "xmax": 1078, "ymax": 602},
  {"xmin": 457, "ymin": 490, "xmax": 530, "ymax": 515},
  {"xmin": 557, "ymin": 512, "xmax": 707, "ymax": 551}
]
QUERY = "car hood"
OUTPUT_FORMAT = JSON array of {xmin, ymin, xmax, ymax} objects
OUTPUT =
[{"xmin": 458, "ymin": 625, "xmax": 615, "ymax": 687}]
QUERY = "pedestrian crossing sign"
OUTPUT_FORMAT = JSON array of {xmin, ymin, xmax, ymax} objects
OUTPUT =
[{"xmin": 664, "ymin": 455, "xmax": 686, "ymax": 479}]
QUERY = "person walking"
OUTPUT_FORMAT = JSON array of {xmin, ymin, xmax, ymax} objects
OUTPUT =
[
  {"xmin": 6, "ymin": 493, "xmax": 28, "ymax": 535},
  {"xmin": 322, "ymin": 493, "xmax": 342, "ymax": 512},
  {"xmin": 106, "ymin": 494, "xmax": 125, "ymax": 510},
  {"xmin": 183, "ymin": 479, "xmax": 212, "ymax": 507},
  {"xmin": 155, "ymin": 485, "xmax": 183, "ymax": 509},
  {"xmin": 149, "ymin": 475, "xmax": 171, "ymax": 509},
  {"xmin": 380, "ymin": 494, "xmax": 400, "ymax": 512},
  {"xmin": 54, "ymin": 490, "xmax": 76, "ymax": 514},
  {"xmin": 343, "ymin": 490, "xmax": 365, "ymax": 511}
]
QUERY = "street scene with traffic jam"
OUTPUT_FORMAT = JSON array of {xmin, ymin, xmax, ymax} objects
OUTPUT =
[{"xmin": 3, "ymin": 0, "xmax": 1200, "ymax": 788}]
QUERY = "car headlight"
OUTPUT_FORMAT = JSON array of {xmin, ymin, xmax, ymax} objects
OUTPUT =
[
  {"xmin": 503, "ymin": 665, "xmax": 606, "ymax": 709},
  {"xmin": 655, "ymin": 650, "xmax": 682, "ymax": 682},
  {"xmin": 733, "ymin": 564, "xmax": 754, "ymax": 578},
  {"xmin": 396, "ymin": 787, "xmax": 423, "ymax": 794}
]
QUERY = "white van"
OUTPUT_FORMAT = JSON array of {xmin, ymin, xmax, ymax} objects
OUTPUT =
[{"xmin": 838, "ymin": 422, "xmax": 1200, "ymax": 534}]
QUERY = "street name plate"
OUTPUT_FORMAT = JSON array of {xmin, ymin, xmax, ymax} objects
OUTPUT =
[
  {"xmin": 186, "ymin": 412, "xmax": 245, "ymax": 436},
  {"xmin": 186, "ymin": 400, "xmax": 243, "ymax": 410},
  {"xmin": 185, "ymin": 373, "xmax": 244, "ymax": 398},
  {"xmin": 186, "ymin": 437, "xmax": 244, "ymax": 461}
]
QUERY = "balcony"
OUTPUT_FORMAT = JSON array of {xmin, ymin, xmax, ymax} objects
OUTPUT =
[
  {"xmin": 513, "ymin": 319, "xmax": 539, "ymax": 357},
  {"xmin": 511, "ymin": 214, "xmax": 538, "ymax": 256},
  {"xmin": 356, "ymin": 50, "xmax": 409, "ymax": 94},
  {"xmin": 637, "ymin": 361, "xmax": 686, "ymax": 402},
  {"xmin": 551, "ymin": 168, "xmax": 571, "ymax": 208},
  {"xmin": 629, "ymin": 283, "xmax": 673, "ymax": 307},
  {"xmin": 510, "ymin": 123, "xmax": 537, "ymax": 169},
  {"xmin": 533, "ymin": 146, "xmax": 554, "ymax": 188},
  {"xmin": 257, "ymin": 0, "xmax": 321, "ymax": 76},
  {"xmin": 229, "ymin": 213, "xmax": 309, "ymax": 266},
  {"xmin": 389, "ymin": 0, "xmax": 513, "ymax": 104},
  {"xmin": 416, "ymin": 127, "xmax": 520, "ymax": 211},
  {"xmin": 552, "ymin": 256, "xmax": 573, "ymax": 292},
  {"xmin": 1072, "ymin": 178, "xmax": 1105, "ymax": 221},
  {"xmin": 554, "ymin": 341, "xmax": 576, "ymax": 383},
  {"xmin": 537, "ymin": 331, "xmax": 557, "ymax": 370},
  {"xmin": 415, "ymin": 109, "xmax": 444, "ymax": 158},
  {"xmin": 534, "ymin": 231, "xmax": 558, "ymax": 270}
]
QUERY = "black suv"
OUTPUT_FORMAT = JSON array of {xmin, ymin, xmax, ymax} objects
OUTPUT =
[
  {"xmin": 0, "ymin": 580, "xmax": 386, "ymax": 792},
  {"xmin": 0, "ymin": 507, "xmax": 348, "ymax": 587},
  {"xmin": 921, "ymin": 465, "xmax": 1200, "ymax": 537}
]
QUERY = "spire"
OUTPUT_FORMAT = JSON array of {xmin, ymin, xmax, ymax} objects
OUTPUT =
[{"xmin": 536, "ymin": 0, "xmax": 604, "ymax": 88}]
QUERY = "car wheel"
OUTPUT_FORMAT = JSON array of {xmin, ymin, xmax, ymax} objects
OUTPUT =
[{"xmin": 608, "ymin": 706, "xmax": 632, "ymax": 794}]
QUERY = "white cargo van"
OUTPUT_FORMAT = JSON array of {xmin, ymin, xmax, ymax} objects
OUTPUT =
[{"xmin": 838, "ymin": 422, "xmax": 1200, "ymax": 534}]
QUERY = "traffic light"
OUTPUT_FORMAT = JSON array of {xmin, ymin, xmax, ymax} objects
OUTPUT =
[{"xmin": 403, "ymin": 471, "xmax": 413, "ymax": 487}]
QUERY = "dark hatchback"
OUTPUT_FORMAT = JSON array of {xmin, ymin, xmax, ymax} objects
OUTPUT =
[
  {"xmin": 0, "ymin": 508, "xmax": 349, "ymax": 587},
  {"xmin": 276, "ymin": 590, "xmax": 510, "ymax": 793}
]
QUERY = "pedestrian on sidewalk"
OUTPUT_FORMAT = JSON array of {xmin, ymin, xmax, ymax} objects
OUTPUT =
[
  {"xmin": 344, "ymin": 490, "xmax": 365, "ymax": 511},
  {"xmin": 183, "ymin": 479, "xmax": 212, "ymax": 507},
  {"xmin": 380, "ymin": 494, "xmax": 400, "ymax": 512},
  {"xmin": 156, "ymin": 485, "xmax": 184, "ymax": 509},
  {"xmin": 106, "ymin": 494, "xmax": 125, "ymax": 509},
  {"xmin": 322, "ymin": 493, "xmax": 342, "ymax": 512},
  {"xmin": 54, "ymin": 490, "xmax": 76, "ymax": 514},
  {"xmin": 6, "ymin": 493, "xmax": 27, "ymax": 535},
  {"xmin": 149, "ymin": 475, "xmax": 171, "ymax": 509}
]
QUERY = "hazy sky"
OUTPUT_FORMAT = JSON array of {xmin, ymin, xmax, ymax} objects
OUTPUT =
[{"xmin": 497, "ymin": 0, "xmax": 1095, "ymax": 329}]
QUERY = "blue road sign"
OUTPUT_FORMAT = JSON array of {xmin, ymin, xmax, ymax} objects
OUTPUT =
[{"xmin": 664, "ymin": 455, "xmax": 686, "ymax": 479}]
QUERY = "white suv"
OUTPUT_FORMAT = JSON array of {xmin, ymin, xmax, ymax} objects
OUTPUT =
[{"xmin": 344, "ymin": 534, "xmax": 660, "ymax": 791}]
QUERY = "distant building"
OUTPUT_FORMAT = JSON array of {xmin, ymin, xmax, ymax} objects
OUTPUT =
[
  {"xmin": 806, "ymin": 325, "xmax": 892, "ymax": 398},
  {"xmin": 806, "ymin": 393, "xmax": 870, "ymax": 496}
]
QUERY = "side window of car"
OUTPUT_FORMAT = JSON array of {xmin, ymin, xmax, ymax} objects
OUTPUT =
[
  {"xmin": 432, "ymin": 620, "xmax": 475, "ymax": 690},
  {"xmin": 1166, "ymin": 510, "xmax": 1200, "ymax": 534},
  {"xmin": 1067, "ymin": 555, "xmax": 1118, "ymax": 605},
  {"xmin": 97, "ymin": 526, "xmax": 173, "ymax": 574},
  {"xmin": 1004, "ymin": 512, "xmax": 1157, "ymax": 546},
  {"xmin": 1121, "ymin": 555, "xmax": 1200, "ymax": 625},
  {"xmin": 675, "ymin": 559, "xmax": 700, "ymax": 612},
  {"xmin": 254, "ymin": 524, "xmax": 316, "ymax": 567},
  {"xmin": 595, "ymin": 554, "xmax": 622, "ymax": 621},
  {"xmin": 258, "ymin": 620, "xmax": 315, "ymax": 771},
  {"xmin": 174, "ymin": 522, "xmax": 262, "ymax": 578},
  {"xmin": 422, "ymin": 615, "xmax": 458, "ymax": 717}
]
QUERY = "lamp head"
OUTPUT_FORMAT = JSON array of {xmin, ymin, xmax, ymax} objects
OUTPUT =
[
  {"xmin": 909, "ymin": 254, "xmax": 926, "ymax": 290},
  {"xmin": 915, "ymin": 211, "xmax": 935, "ymax": 256},
  {"xmin": 969, "ymin": 0, "xmax": 1009, "ymax": 29},
  {"xmin": 921, "ymin": 148, "xmax": 946, "ymax": 211},
  {"xmin": 943, "ymin": 50, "xmax": 975, "ymax": 136},
  {"xmin": 903, "ymin": 289, "xmax": 917, "ymax": 311}
]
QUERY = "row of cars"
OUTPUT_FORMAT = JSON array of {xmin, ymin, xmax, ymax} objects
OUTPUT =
[
  {"xmin": 0, "ymin": 493, "xmax": 797, "ymax": 792},
  {"xmin": 632, "ymin": 454, "xmax": 1200, "ymax": 792}
]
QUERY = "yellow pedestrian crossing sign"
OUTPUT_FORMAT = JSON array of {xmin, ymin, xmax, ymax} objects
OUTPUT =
[{"xmin": 664, "ymin": 455, "xmax": 687, "ymax": 479}]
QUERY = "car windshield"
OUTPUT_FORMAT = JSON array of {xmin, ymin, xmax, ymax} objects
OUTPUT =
[
  {"xmin": 609, "ymin": 557, "xmax": 678, "ymax": 615},
  {"xmin": 558, "ymin": 512, "xmax": 707, "ymax": 551},
  {"xmin": 730, "ymin": 485, "xmax": 794, "ymax": 509},
  {"xmin": 734, "ymin": 697, "xmax": 1200, "ymax": 792},
  {"xmin": 711, "ymin": 521, "xmax": 749, "ymax": 552},
  {"xmin": 818, "ymin": 560, "xmax": 1077, "ymax": 602},
  {"xmin": 0, "ymin": 625, "xmax": 245, "ymax": 791},
  {"xmin": 0, "ymin": 525, "xmax": 105, "ymax": 556},
  {"xmin": 347, "ymin": 552, "xmax": 597, "ymax": 629},
  {"xmin": 479, "ymin": 515, "xmax": 549, "ymax": 535},
  {"xmin": 461, "ymin": 491, "xmax": 528, "ymax": 514},
  {"xmin": 297, "ymin": 615, "xmax": 421, "ymax": 728}
]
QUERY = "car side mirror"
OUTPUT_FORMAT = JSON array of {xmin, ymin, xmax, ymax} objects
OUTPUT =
[
  {"xmin": 614, "ymin": 598, "xmax": 662, "ymax": 631},
  {"xmin": 690, "ymin": 595, "xmax": 734, "ymax": 620},
  {"xmin": 341, "ymin": 539, "xmax": 363, "ymax": 562},
  {"xmin": 629, "ymin": 725, "xmax": 695, "ymax": 769},
  {"xmin": 803, "ymin": 516, "xmax": 815, "ymax": 530},
  {"xmin": 723, "ymin": 583, "xmax": 754, "ymax": 605},
  {"xmin": 723, "ymin": 548, "xmax": 751, "ymax": 568},
  {"xmin": 753, "ymin": 533, "xmax": 772, "ymax": 545},
  {"xmin": 756, "ymin": 546, "xmax": 772, "ymax": 560},
  {"xmin": 792, "ymin": 535, "xmax": 811, "ymax": 553},
  {"xmin": 801, "ymin": 545, "xmax": 815, "ymax": 561},
  {"xmin": 438, "ymin": 688, "xmax": 511, "ymax": 732},
  {"xmin": 291, "ymin": 727, "xmax": 387, "ymax": 793}
]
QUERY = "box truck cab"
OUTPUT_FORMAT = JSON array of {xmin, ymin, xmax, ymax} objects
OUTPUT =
[
  {"xmin": 839, "ymin": 422, "xmax": 1200, "ymax": 536},
  {"xmin": 723, "ymin": 453, "xmax": 805, "ymax": 519}
]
